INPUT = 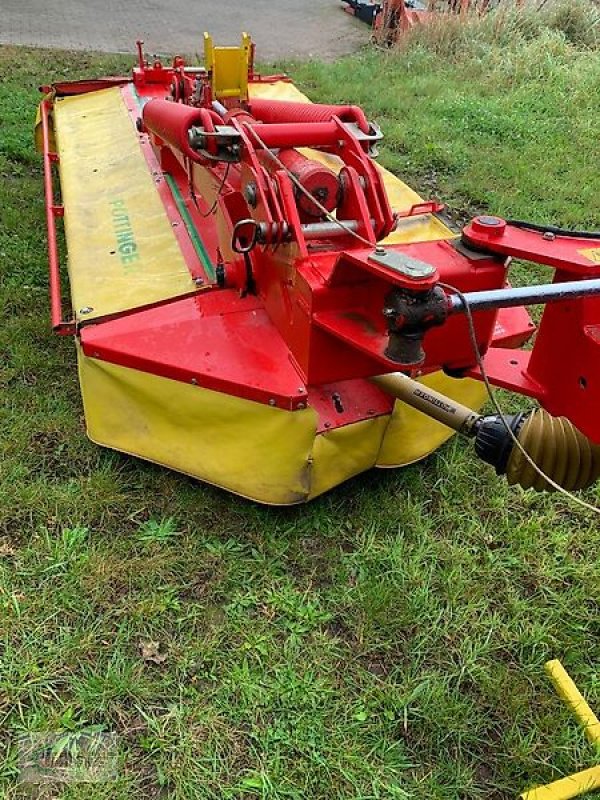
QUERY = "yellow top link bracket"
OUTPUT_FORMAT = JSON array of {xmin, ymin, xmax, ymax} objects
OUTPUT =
[{"xmin": 203, "ymin": 32, "xmax": 252, "ymax": 103}]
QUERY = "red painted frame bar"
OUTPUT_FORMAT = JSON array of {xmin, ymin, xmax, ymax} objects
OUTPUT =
[
  {"xmin": 41, "ymin": 98, "xmax": 75, "ymax": 335},
  {"xmin": 463, "ymin": 217, "xmax": 600, "ymax": 275}
]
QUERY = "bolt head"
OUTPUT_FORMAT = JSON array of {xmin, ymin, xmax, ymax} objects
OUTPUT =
[{"xmin": 244, "ymin": 182, "xmax": 258, "ymax": 208}]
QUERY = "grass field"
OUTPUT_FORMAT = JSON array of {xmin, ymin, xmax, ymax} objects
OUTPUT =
[{"xmin": 1, "ymin": 3, "xmax": 599, "ymax": 797}]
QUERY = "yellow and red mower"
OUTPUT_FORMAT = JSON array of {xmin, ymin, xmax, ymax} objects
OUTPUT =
[{"xmin": 36, "ymin": 35, "xmax": 600, "ymax": 504}]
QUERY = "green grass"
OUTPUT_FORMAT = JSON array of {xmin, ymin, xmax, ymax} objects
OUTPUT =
[{"xmin": 1, "ymin": 4, "xmax": 599, "ymax": 796}]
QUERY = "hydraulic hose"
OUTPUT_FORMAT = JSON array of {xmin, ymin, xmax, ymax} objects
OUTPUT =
[{"xmin": 506, "ymin": 219, "xmax": 600, "ymax": 240}]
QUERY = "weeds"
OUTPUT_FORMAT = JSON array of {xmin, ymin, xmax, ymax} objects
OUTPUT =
[
  {"xmin": 395, "ymin": 0, "xmax": 600, "ymax": 56},
  {"xmin": 136, "ymin": 518, "xmax": 181, "ymax": 545}
]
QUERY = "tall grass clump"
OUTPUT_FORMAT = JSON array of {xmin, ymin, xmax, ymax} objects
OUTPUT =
[
  {"xmin": 291, "ymin": 0, "xmax": 599, "ymax": 229},
  {"xmin": 393, "ymin": 0, "xmax": 600, "ymax": 61}
]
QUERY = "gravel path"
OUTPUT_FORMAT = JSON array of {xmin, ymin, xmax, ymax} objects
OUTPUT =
[{"xmin": 0, "ymin": 0, "xmax": 366, "ymax": 61}]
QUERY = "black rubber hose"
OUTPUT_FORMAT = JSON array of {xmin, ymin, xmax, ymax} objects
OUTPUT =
[{"xmin": 506, "ymin": 219, "xmax": 600, "ymax": 239}]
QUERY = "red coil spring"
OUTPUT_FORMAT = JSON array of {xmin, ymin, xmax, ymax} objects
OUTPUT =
[{"xmin": 247, "ymin": 99, "xmax": 370, "ymax": 134}]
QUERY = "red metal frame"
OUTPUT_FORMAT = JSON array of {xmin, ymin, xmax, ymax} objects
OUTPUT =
[
  {"xmin": 463, "ymin": 217, "xmax": 600, "ymax": 276},
  {"xmin": 463, "ymin": 216, "xmax": 600, "ymax": 443},
  {"xmin": 39, "ymin": 50, "xmax": 600, "ymax": 446},
  {"xmin": 86, "ymin": 87, "xmax": 516, "ymax": 398},
  {"xmin": 40, "ymin": 98, "xmax": 74, "ymax": 335}
]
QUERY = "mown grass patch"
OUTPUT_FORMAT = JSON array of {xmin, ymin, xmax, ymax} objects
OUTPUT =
[{"xmin": 1, "ymin": 5, "xmax": 599, "ymax": 796}]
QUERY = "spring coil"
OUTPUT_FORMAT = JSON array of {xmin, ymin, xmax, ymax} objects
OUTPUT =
[{"xmin": 506, "ymin": 409, "xmax": 600, "ymax": 492}]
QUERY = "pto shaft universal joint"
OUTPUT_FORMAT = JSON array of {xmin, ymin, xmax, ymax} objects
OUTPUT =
[{"xmin": 382, "ymin": 285, "xmax": 448, "ymax": 365}]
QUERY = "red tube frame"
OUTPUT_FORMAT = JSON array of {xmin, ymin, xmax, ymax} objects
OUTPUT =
[{"xmin": 41, "ymin": 98, "xmax": 74, "ymax": 335}]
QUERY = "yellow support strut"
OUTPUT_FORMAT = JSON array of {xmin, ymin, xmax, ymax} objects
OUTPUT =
[
  {"xmin": 545, "ymin": 660, "xmax": 600, "ymax": 746},
  {"xmin": 520, "ymin": 766, "xmax": 600, "ymax": 800},
  {"xmin": 520, "ymin": 660, "xmax": 599, "ymax": 800}
]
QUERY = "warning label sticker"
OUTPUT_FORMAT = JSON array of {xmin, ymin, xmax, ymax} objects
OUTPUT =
[{"xmin": 579, "ymin": 247, "xmax": 600, "ymax": 264}]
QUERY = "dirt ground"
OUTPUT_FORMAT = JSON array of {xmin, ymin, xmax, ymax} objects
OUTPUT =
[{"xmin": 0, "ymin": 0, "xmax": 366, "ymax": 61}]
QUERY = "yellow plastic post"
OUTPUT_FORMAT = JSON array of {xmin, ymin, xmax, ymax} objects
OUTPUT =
[
  {"xmin": 520, "ymin": 765, "xmax": 600, "ymax": 800},
  {"xmin": 520, "ymin": 661, "xmax": 600, "ymax": 800},
  {"xmin": 545, "ymin": 660, "xmax": 600, "ymax": 746}
]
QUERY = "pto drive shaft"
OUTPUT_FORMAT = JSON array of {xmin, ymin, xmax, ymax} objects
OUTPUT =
[{"xmin": 371, "ymin": 373, "xmax": 600, "ymax": 492}]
